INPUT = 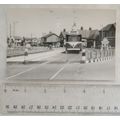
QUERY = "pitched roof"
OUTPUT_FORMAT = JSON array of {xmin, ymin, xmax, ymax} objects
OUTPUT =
[
  {"xmin": 100, "ymin": 23, "xmax": 116, "ymax": 31},
  {"xmin": 59, "ymin": 31, "xmax": 69, "ymax": 38},
  {"xmin": 60, "ymin": 29, "xmax": 99, "ymax": 40},
  {"xmin": 78, "ymin": 30, "xmax": 91, "ymax": 38},
  {"xmin": 23, "ymin": 37, "xmax": 38, "ymax": 41},
  {"xmin": 41, "ymin": 33, "xmax": 59, "ymax": 43},
  {"xmin": 12, "ymin": 36, "xmax": 23, "ymax": 40},
  {"xmin": 88, "ymin": 30, "xmax": 99, "ymax": 39},
  {"xmin": 41, "ymin": 33, "xmax": 59, "ymax": 38}
]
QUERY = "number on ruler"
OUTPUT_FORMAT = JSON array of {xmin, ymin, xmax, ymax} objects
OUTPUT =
[
  {"xmin": 29, "ymin": 105, "xmax": 33, "ymax": 110},
  {"xmin": 52, "ymin": 105, "xmax": 56, "ymax": 110},
  {"xmin": 107, "ymin": 106, "xmax": 110, "ymax": 111},
  {"xmin": 68, "ymin": 106, "xmax": 72, "ymax": 110},
  {"xmin": 83, "ymin": 106, "xmax": 88, "ymax": 110},
  {"xmin": 13, "ymin": 105, "xmax": 17, "ymax": 109},
  {"xmin": 76, "ymin": 106, "xmax": 80, "ymax": 110},
  {"xmin": 21, "ymin": 105, "xmax": 26, "ymax": 110},
  {"xmin": 91, "ymin": 106, "xmax": 95, "ymax": 110},
  {"xmin": 44, "ymin": 105, "xmax": 49, "ymax": 110},
  {"xmin": 99, "ymin": 106, "xmax": 103, "ymax": 110},
  {"xmin": 37, "ymin": 105, "xmax": 41, "ymax": 109},
  {"xmin": 5, "ymin": 105, "xmax": 9, "ymax": 109},
  {"xmin": 60, "ymin": 106, "xmax": 64, "ymax": 110},
  {"xmin": 114, "ymin": 106, "xmax": 118, "ymax": 110}
]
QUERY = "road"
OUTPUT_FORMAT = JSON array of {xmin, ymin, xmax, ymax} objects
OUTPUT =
[{"xmin": 6, "ymin": 48, "xmax": 115, "ymax": 81}]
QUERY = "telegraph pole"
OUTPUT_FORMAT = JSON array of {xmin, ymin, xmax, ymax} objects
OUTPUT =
[
  {"xmin": 101, "ymin": 24, "xmax": 103, "ymax": 41},
  {"xmin": 9, "ymin": 23, "xmax": 12, "ymax": 37},
  {"xmin": 13, "ymin": 21, "xmax": 19, "ymax": 36}
]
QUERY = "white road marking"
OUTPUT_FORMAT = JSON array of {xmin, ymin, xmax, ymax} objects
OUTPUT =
[
  {"xmin": 7, "ymin": 50, "xmax": 64, "ymax": 79},
  {"xmin": 49, "ymin": 52, "xmax": 81, "ymax": 80},
  {"xmin": 6, "ymin": 61, "xmax": 49, "ymax": 80},
  {"xmin": 49, "ymin": 54, "xmax": 83, "ymax": 80},
  {"xmin": 7, "ymin": 50, "xmax": 81, "ymax": 80},
  {"xmin": 49, "ymin": 64, "xmax": 67, "ymax": 80}
]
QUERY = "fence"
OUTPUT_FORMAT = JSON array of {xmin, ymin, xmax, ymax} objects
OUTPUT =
[{"xmin": 85, "ymin": 48, "xmax": 115, "ymax": 62}]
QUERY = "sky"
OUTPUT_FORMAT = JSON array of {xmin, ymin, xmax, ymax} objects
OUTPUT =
[{"xmin": 7, "ymin": 8, "xmax": 116, "ymax": 38}]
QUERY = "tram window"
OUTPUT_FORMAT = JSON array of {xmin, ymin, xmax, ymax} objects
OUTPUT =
[{"xmin": 67, "ymin": 35, "xmax": 81, "ymax": 42}]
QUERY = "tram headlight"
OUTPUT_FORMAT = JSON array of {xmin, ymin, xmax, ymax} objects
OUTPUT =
[
  {"xmin": 74, "ymin": 43, "xmax": 81, "ymax": 48},
  {"xmin": 65, "ymin": 43, "xmax": 73, "ymax": 48}
]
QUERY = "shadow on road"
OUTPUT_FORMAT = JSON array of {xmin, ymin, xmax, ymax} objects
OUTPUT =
[{"xmin": 62, "ymin": 50, "xmax": 81, "ymax": 54}]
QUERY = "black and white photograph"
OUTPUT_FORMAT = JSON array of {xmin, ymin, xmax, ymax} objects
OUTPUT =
[
  {"xmin": 0, "ymin": 4, "xmax": 120, "ymax": 115},
  {"xmin": 6, "ymin": 7, "xmax": 115, "ymax": 82}
]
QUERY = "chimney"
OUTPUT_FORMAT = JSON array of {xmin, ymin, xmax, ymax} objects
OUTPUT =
[
  {"xmin": 49, "ymin": 31, "xmax": 52, "ymax": 34},
  {"xmin": 63, "ymin": 29, "xmax": 66, "ymax": 32},
  {"xmin": 89, "ymin": 27, "xmax": 92, "ymax": 31},
  {"xmin": 81, "ymin": 26, "xmax": 83, "ymax": 30}
]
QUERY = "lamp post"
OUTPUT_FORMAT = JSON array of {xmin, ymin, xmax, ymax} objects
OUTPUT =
[{"xmin": 13, "ymin": 21, "xmax": 19, "ymax": 36}]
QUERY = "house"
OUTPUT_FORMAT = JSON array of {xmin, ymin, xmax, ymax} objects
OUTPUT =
[
  {"xmin": 7, "ymin": 36, "xmax": 23, "ymax": 47},
  {"xmin": 7, "ymin": 37, "xmax": 14, "ymax": 48},
  {"xmin": 23, "ymin": 37, "xmax": 32, "ymax": 45},
  {"xmin": 78, "ymin": 29, "xmax": 91, "ymax": 39},
  {"xmin": 31, "ymin": 38, "xmax": 39, "ymax": 46},
  {"xmin": 88, "ymin": 30, "xmax": 100, "ymax": 48},
  {"xmin": 59, "ymin": 28, "xmax": 100, "ymax": 48},
  {"xmin": 22, "ymin": 37, "xmax": 40, "ymax": 46},
  {"xmin": 13, "ymin": 36, "xmax": 23, "ymax": 46},
  {"xmin": 41, "ymin": 33, "xmax": 60, "ymax": 47},
  {"xmin": 78, "ymin": 29, "xmax": 100, "ymax": 48},
  {"xmin": 99, "ymin": 23, "xmax": 116, "ymax": 47}
]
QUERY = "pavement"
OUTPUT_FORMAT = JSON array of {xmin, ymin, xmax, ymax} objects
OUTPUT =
[
  {"xmin": 6, "ymin": 48, "xmax": 115, "ymax": 81},
  {"xmin": 7, "ymin": 48, "xmax": 63, "ymax": 62},
  {"xmin": 7, "ymin": 46, "xmax": 50, "ymax": 58}
]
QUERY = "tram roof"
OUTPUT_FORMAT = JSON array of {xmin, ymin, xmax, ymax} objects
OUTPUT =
[{"xmin": 66, "ymin": 33, "xmax": 81, "ymax": 36}]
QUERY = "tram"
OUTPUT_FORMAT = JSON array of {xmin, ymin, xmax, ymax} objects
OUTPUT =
[{"xmin": 64, "ymin": 30, "xmax": 84, "ymax": 53}]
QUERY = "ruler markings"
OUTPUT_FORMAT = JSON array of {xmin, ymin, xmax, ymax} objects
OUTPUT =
[{"xmin": 1, "ymin": 84, "xmax": 120, "ymax": 114}]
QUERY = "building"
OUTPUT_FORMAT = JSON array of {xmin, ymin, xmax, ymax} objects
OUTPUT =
[
  {"xmin": 99, "ymin": 23, "xmax": 116, "ymax": 47},
  {"xmin": 7, "ymin": 37, "xmax": 14, "ymax": 48},
  {"xmin": 31, "ymin": 38, "xmax": 39, "ymax": 46},
  {"xmin": 41, "ymin": 33, "xmax": 60, "ymax": 47},
  {"xmin": 23, "ymin": 37, "xmax": 32, "ymax": 45},
  {"xmin": 88, "ymin": 30, "xmax": 100, "ymax": 48},
  {"xmin": 22, "ymin": 37, "xmax": 40, "ymax": 46},
  {"xmin": 13, "ymin": 36, "xmax": 23, "ymax": 46},
  {"xmin": 78, "ymin": 29, "xmax": 100, "ymax": 48},
  {"xmin": 7, "ymin": 36, "xmax": 41, "ymax": 47},
  {"xmin": 59, "ymin": 28, "xmax": 100, "ymax": 48},
  {"xmin": 60, "ymin": 23, "xmax": 115, "ymax": 49},
  {"xmin": 7, "ymin": 36, "xmax": 23, "ymax": 47}
]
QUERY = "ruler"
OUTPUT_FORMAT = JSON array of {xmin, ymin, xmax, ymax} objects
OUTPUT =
[{"xmin": 1, "ymin": 83, "xmax": 120, "ymax": 115}]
